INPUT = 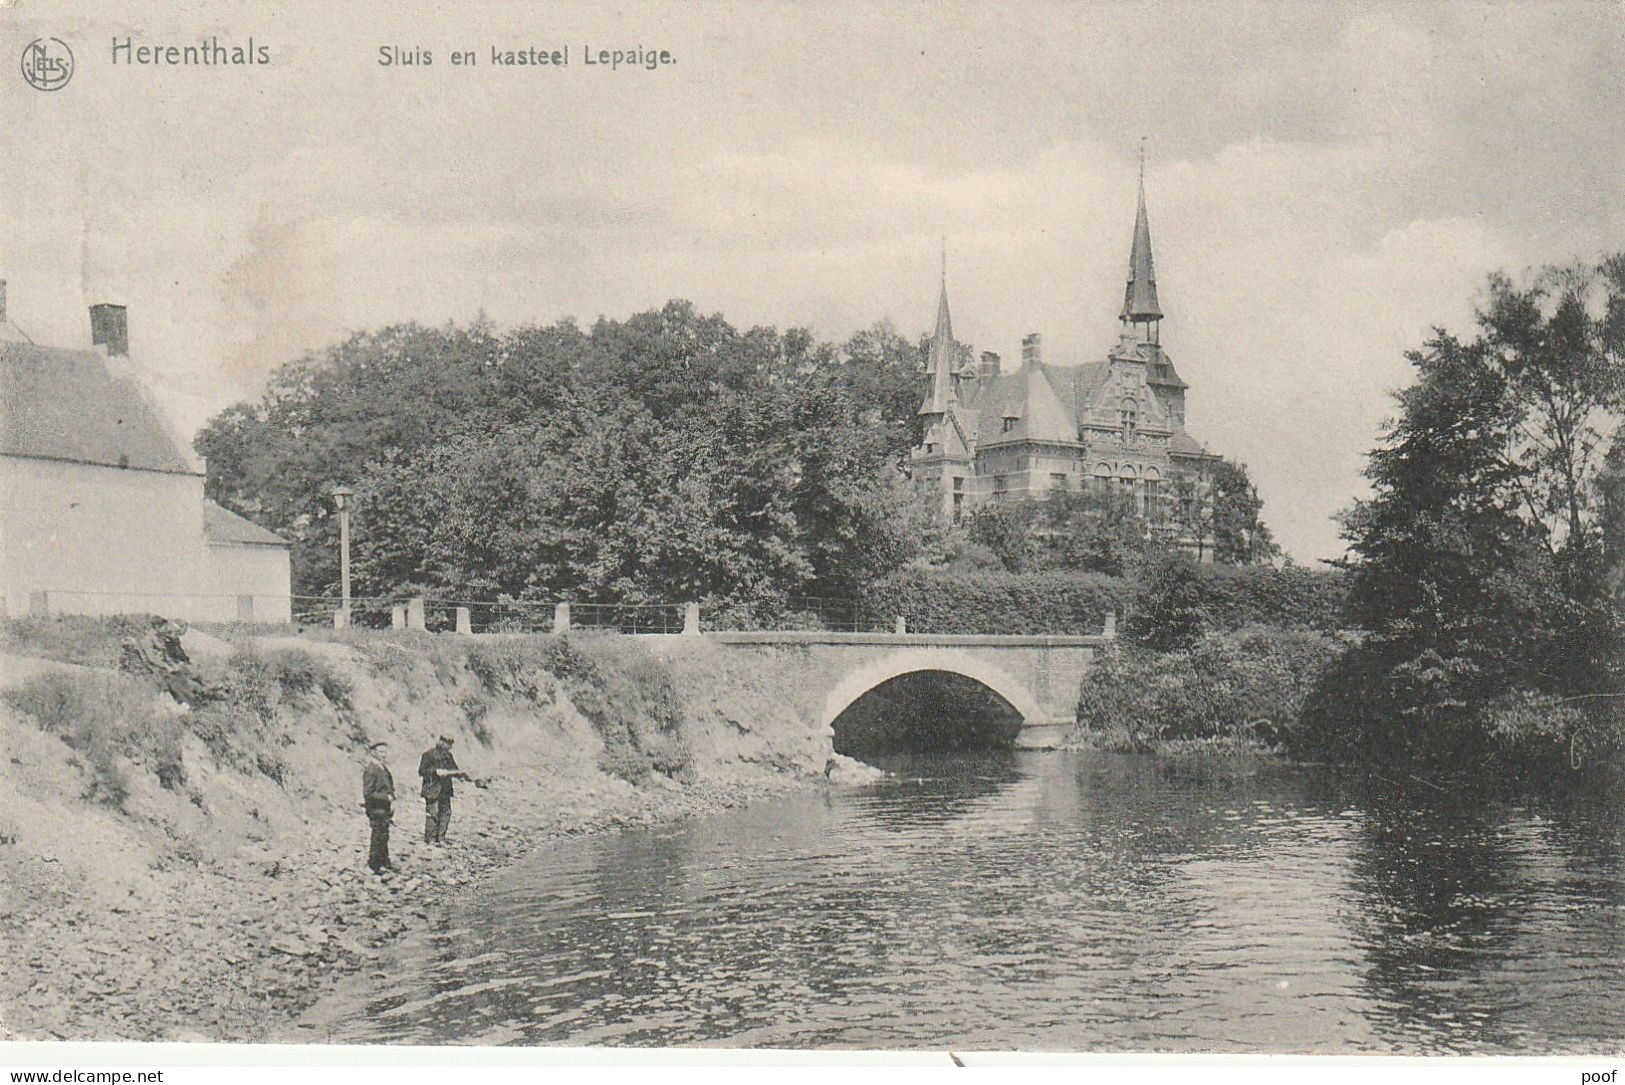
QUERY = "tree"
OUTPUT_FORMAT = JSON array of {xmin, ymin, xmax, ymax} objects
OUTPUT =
[
  {"xmin": 1031, "ymin": 488, "xmax": 1159, "ymax": 577},
  {"xmin": 965, "ymin": 501, "xmax": 1038, "ymax": 573},
  {"xmin": 196, "ymin": 302, "xmax": 928, "ymax": 619},
  {"xmin": 1124, "ymin": 550, "xmax": 1208, "ymax": 651},
  {"xmin": 1308, "ymin": 255, "xmax": 1625, "ymax": 767},
  {"xmin": 1208, "ymin": 459, "xmax": 1280, "ymax": 565},
  {"xmin": 1479, "ymin": 260, "xmax": 1625, "ymax": 564},
  {"xmin": 837, "ymin": 322, "xmax": 930, "ymax": 458}
]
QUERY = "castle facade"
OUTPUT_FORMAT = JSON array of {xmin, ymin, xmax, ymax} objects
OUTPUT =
[{"xmin": 910, "ymin": 170, "xmax": 1221, "ymax": 545}]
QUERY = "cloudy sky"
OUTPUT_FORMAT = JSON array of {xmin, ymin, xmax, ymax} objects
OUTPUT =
[{"xmin": 4, "ymin": 0, "xmax": 1623, "ymax": 561}]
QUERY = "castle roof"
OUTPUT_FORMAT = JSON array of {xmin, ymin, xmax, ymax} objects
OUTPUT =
[
  {"xmin": 918, "ymin": 278, "xmax": 958, "ymax": 416},
  {"xmin": 1120, "ymin": 171, "xmax": 1163, "ymax": 324},
  {"xmin": 966, "ymin": 360, "xmax": 1109, "ymax": 446},
  {"xmin": 0, "ymin": 340, "xmax": 199, "ymax": 475}
]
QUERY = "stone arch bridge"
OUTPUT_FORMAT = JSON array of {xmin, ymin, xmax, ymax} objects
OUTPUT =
[{"xmin": 680, "ymin": 631, "xmax": 1112, "ymax": 748}]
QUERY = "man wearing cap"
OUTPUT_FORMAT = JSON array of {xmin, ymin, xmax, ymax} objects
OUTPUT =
[
  {"xmin": 362, "ymin": 740, "xmax": 395, "ymax": 874},
  {"xmin": 418, "ymin": 734, "xmax": 466, "ymax": 845}
]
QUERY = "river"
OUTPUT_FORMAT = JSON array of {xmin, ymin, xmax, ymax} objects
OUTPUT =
[{"xmin": 308, "ymin": 751, "xmax": 1625, "ymax": 1052}]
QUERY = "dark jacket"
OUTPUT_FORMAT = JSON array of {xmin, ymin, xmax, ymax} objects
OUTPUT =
[
  {"xmin": 419, "ymin": 744, "xmax": 459, "ymax": 800},
  {"xmin": 363, "ymin": 760, "xmax": 394, "ymax": 816}
]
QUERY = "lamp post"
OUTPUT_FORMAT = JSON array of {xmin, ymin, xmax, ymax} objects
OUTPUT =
[{"xmin": 332, "ymin": 486, "xmax": 355, "ymax": 628}]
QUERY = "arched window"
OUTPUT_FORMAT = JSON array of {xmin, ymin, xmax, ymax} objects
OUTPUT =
[{"xmin": 1119, "ymin": 397, "xmax": 1138, "ymax": 444}]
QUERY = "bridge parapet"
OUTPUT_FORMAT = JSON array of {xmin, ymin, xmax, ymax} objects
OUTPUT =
[{"xmin": 708, "ymin": 631, "xmax": 1112, "ymax": 648}]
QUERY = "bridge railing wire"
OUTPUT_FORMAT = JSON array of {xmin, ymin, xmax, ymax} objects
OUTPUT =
[
  {"xmin": 289, "ymin": 594, "xmax": 1117, "ymax": 636},
  {"xmin": 569, "ymin": 602, "xmax": 685, "ymax": 635}
]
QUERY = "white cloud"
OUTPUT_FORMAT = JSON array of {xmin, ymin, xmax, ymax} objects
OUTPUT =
[{"xmin": 2, "ymin": 0, "xmax": 1622, "ymax": 564}]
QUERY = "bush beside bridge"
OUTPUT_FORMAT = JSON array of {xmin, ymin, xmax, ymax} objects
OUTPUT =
[{"xmin": 1071, "ymin": 626, "xmax": 1347, "ymax": 751}]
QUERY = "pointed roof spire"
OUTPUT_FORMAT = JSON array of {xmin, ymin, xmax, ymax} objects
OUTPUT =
[
  {"xmin": 1120, "ymin": 140, "xmax": 1164, "ymax": 324},
  {"xmin": 919, "ymin": 246, "xmax": 958, "ymax": 416}
]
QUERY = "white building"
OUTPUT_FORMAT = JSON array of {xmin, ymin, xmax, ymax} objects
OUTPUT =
[{"xmin": 0, "ymin": 283, "xmax": 292, "ymax": 623}]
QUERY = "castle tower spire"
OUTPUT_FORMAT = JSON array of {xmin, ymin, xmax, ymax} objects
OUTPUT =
[
  {"xmin": 1120, "ymin": 142, "xmax": 1164, "ymax": 331},
  {"xmin": 918, "ymin": 246, "xmax": 958, "ymax": 416}
]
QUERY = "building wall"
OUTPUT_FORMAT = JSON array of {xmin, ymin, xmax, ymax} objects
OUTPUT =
[
  {"xmin": 205, "ymin": 543, "xmax": 293, "ymax": 624},
  {"xmin": 0, "ymin": 455, "xmax": 291, "ymax": 622}
]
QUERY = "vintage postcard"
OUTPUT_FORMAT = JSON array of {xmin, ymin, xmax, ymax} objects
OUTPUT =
[{"xmin": 2, "ymin": 0, "xmax": 1623, "ymax": 1076}]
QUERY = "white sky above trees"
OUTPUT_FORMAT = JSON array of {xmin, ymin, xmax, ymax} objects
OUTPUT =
[{"xmin": 3, "ymin": 0, "xmax": 1622, "ymax": 562}]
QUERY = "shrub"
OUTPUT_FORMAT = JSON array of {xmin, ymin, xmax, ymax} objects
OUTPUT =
[
  {"xmin": 1292, "ymin": 640, "xmax": 1622, "ymax": 777},
  {"xmin": 463, "ymin": 637, "xmax": 562, "ymax": 701},
  {"xmin": 564, "ymin": 636, "xmax": 690, "ymax": 782},
  {"xmin": 459, "ymin": 633, "xmax": 690, "ymax": 781},
  {"xmin": 3, "ymin": 670, "xmax": 182, "ymax": 807},
  {"xmin": 1074, "ymin": 626, "xmax": 1342, "ymax": 750},
  {"xmin": 256, "ymin": 646, "xmax": 355, "ymax": 712},
  {"xmin": 0, "ymin": 615, "xmax": 155, "ymax": 668}
]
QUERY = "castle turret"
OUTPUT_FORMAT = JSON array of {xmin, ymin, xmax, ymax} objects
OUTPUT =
[
  {"xmin": 918, "ymin": 265, "xmax": 957, "ymax": 418},
  {"xmin": 1120, "ymin": 147, "xmax": 1164, "ymax": 339}
]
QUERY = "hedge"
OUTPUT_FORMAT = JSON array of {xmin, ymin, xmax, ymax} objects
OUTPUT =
[
  {"xmin": 1191, "ymin": 565, "xmax": 1349, "ymax": 632},
  {"xmin": 865, "ymin": 569, "xmax": 1134, "ymax": 634},
  {"xmin": 863, "ymin": 565, "xmax": 1349, "ymax": 636}
]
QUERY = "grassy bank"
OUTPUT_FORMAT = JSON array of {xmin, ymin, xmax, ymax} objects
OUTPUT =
[{"xmin": 0, "ymin": 619, "xmax": 838, "ymax": 1041}]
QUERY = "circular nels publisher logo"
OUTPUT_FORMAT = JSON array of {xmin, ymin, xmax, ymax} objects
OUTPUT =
[{"xmin": 21, "ymin": 38, "xmax": 73, "ymax": 91}]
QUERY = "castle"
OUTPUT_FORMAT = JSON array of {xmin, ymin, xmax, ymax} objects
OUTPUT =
[{"xmin": 910, "ymin": 166, "xmax": 1221, "ymax": 546}]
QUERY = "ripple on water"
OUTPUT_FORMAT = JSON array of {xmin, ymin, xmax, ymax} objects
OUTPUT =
[{"xmin": 315, "ymin": 751, "xmax": 1625, "ymax": 1053}]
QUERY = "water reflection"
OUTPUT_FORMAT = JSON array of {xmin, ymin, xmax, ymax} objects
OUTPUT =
[
  {"xmin": 1343, "ymin": 782, "xmax": 1625, "ymax": 1053},
  {"xmin": 854, "ymin": 750, "xmax": 1025, "ymax": 830},
  {"xmin": 308, "ymin": 751, "xmax": 1625, "ymax": 1052}
]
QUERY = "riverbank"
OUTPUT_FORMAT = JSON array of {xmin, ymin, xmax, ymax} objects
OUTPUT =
[{"xmin": 0, "ymin": 621, "xmax": 841, "ymax": 1042}]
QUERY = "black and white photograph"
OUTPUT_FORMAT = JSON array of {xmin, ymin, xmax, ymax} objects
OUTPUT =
[{"xmin": 1, "ymin": 0, "xmax": 1623, "ymax": 1074}]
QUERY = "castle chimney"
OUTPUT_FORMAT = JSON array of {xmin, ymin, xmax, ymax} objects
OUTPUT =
[
  {"xmin": 90, "ymin": 303, "xmax": 128, "ymax": 357},
  {"xmin": 1021, "ymin": 333, "xmax": 1042, "ymax": 369},
  {"xmin": 981, "ymin": 351, "xmax": 1001, "ymax": 378}
]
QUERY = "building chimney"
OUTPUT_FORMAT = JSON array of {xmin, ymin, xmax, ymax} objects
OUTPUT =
[
  {"xmin": 90, "ymin": 303, "xmax": 128, "ymax": 357},
  {"xmin": 1021, "ymin": 333, "xmax": 1042, "ymax": 369},
  {"xmin": 981, "ymin": 351, "xmax": 1001, "ymax": 378}
]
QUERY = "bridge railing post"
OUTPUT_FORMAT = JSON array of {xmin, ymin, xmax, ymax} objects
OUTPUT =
[
  {"xmin": 454, "ymin": 606, "xmax": 472, "ymax": 635},
  {"xmin": 553, "ymin": 602, "xmax": 571, "ymax": 635},
  {"xmin": 894, "ymin": 616, "xmax": 907, "ymax": 635},
  {"xmin": 683, "ymin": 603, "xmax": 701, "ymax": 635},
  {"xmin": 1103, "ymin": 610, "xmax": 1117, "ymax": 638}
]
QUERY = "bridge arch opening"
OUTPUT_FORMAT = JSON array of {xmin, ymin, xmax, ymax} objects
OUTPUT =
[{"xmin": 830, "ymin": 669, "xmax": 1026, "ymax": 756}]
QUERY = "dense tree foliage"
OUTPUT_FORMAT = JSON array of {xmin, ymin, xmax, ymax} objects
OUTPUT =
[
  {"xmin": 1303, "ymin": 259, "xmax": 1625, "ymax": 769},
  {"xmin": 963, "ymin": 458, "xmax": 1276, "ymax": 576},
  {"xmin": 1207, "ymin": 459, "xmax": 1280, "ymax": 565},
  {"xmin": 197, "ymin": 304, "xmax": 932, "ymax": 616}
]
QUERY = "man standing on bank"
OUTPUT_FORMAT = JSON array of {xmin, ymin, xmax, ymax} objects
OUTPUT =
[
  {"xmin": 362, "ymin": 740, "xmax": 395, "ymax": 874},
  {"xmin": 418, "ymin": 734, "xmax": 466, "ymax": 845}
]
